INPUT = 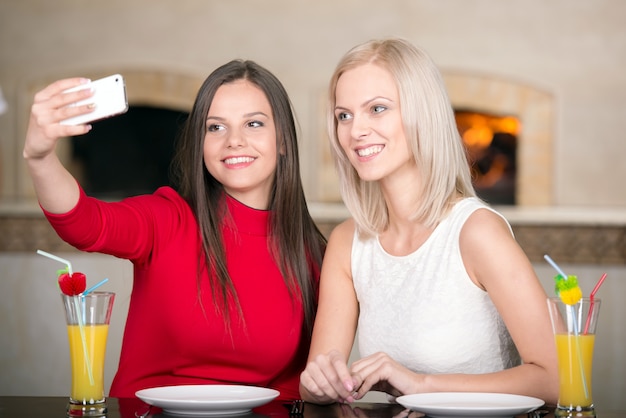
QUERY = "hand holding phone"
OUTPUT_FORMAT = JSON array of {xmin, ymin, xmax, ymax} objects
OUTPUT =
[{"xmin": 60, "ymin": 74, "xmax": 128, "ymax": 126}]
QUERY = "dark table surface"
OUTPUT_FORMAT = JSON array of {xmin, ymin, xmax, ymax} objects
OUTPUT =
[{"xmin": 0, "ymin": 396, "xmax": 623, "ymax": 418}]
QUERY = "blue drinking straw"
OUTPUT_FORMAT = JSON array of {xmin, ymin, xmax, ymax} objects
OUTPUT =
[
  {"xmin": 82, "ymin": 278, "xmax": 109, "ymax": 296},
  {"xmin": 543, "ymin": 254, "xmax": 568, "ymax": 281}
]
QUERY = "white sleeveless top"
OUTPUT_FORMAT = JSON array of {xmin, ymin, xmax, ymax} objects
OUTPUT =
[{"xmin": 352, "ymin": 198, "xmax": 521, "ymax": 374}]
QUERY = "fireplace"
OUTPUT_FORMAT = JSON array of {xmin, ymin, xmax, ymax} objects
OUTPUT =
[
  {"xmin": 443, "ymin": 72, "xmax": 553, "ymax": 207},
  {"xmin": 69, "ymin": 105, "xmax": 187, "ymax": 198},
  {"xmin": 455, "ymin": 109, "xmax": 519, "ymax": 205}
]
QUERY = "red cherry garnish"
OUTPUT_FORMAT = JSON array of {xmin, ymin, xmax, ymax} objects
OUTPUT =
[{"xmin": 58, "ymin": 272, "xmax": 87, "ymax": 296}]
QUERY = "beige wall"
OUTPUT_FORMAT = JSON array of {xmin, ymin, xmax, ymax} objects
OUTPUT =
[{"xmin": 1, "ymin": 0, "xmax": 626, "ymax": 206}]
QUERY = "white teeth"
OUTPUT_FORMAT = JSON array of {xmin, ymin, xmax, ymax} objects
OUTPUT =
[
  {"xmin": 356, "ymin": 145, "xmax": 383, "ymax": 157},
  {"xmin": 224, "ymin": 156, "xmax": 255, "ymax": 165}
]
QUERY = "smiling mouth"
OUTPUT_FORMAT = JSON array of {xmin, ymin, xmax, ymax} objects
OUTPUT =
[
  {"xmin": 223, "ymin": 156, "xmax": 255, "ymax": 165},
  {"xmin": 356, "ymin": 145, "xmax": 384, "ymax": 157}
]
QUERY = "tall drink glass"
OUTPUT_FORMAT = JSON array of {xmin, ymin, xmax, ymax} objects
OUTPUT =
[
  {"xmin": 547, "ymin": 297, "xmax": 601, "ymax": 417},
  {"xmin": 62, "ymin": 291, "xmax": 115, "ymax": 417}
]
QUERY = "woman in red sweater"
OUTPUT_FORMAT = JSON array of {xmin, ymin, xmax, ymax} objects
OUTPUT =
[{"xmin": 23, "ymin": 60, "xmax": 326, "ymax": 401}]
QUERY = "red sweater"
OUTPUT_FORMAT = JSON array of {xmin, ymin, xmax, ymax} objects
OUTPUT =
[{"xmin": 44, "ymin": 186, "xmax": 314, "ymax": 400}]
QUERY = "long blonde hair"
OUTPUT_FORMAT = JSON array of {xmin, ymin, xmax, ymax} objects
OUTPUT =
[{"xmin": 328, "ymin": 38, "xmax": 476, "ymax": 237}]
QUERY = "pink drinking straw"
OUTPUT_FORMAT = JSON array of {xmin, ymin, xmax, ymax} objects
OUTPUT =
[{"xmin": 583, "ymin": 273, "xmax": 607, "ymax": 334}]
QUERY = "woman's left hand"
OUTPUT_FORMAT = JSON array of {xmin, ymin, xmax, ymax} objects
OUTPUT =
[{"xmin": 349, "ymin": 352, "xmax": 421, "ymax": 400}]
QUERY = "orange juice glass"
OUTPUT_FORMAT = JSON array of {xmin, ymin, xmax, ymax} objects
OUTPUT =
[
  {"xmin": 62, "ymin": 292, "xmax": 115, "ymax": 417},
  {"xmin": 547, "ymin": 297, "xmax": 601, "ymax": 417}
]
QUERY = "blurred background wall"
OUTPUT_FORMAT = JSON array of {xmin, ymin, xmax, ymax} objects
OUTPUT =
[
  {"xmin": 1, "ymin": 0, "xmax": 625, "ymax": 410},
  {"xmin": 1, "ymin": 0, "xmax": 626, "ymax": 205}
]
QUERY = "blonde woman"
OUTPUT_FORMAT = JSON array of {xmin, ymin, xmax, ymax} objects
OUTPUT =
[{"xmin": 300, "ymin": 38, "xmax": 558, "ymax": 405}]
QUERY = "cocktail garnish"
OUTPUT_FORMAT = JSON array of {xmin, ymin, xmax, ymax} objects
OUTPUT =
[
  {"xmin": 58, "ymin": 270, "xmax": 87, "ymax": 296},
  {"xmin": 554, "ymin": 274, "xmax": 582, "ymax": 305}
]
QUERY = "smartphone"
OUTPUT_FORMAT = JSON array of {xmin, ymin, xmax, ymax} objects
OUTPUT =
[{"xmin": 60, "ymin": 74, "xmax": 129, "ymax": 125}]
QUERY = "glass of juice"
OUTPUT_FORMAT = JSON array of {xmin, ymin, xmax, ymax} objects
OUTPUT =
[
  {"xmin": 547, "ymin": 297, "xmax": 601, "ymax": 417},
  {"xmin": 62, "ymin": 292, "xmax": 115, "ymax": 417}
]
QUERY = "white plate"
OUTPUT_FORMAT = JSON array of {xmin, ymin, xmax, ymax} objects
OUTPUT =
[
  {"xmin": 396, "ymin": 392, "xmax": 544, "ymax": 418},
  {"xmin": 135, "ymin": 385, "xmax": 280, "ymax": 416}
]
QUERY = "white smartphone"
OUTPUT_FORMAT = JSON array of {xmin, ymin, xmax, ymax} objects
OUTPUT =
[{"xmin": 60, "ymin": 74, "xmax": 129, "ymax": 125}]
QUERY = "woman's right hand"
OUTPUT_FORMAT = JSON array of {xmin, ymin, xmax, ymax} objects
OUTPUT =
[
  {"xmin": 23, "ymin": 77, "xmax": 94, "ymax": 161},
  {"xmin": 23, "ymin": 77, "xmax": 95, "ymax": 214},
  {"xmin": 300, "ymin": 349, "xmax": 361, "ymax": 404}
]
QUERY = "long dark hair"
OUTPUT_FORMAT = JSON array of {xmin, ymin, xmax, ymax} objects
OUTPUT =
[{"xmin": 172, "ymin": 60, "xmax": 326, "ymax": 332}]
